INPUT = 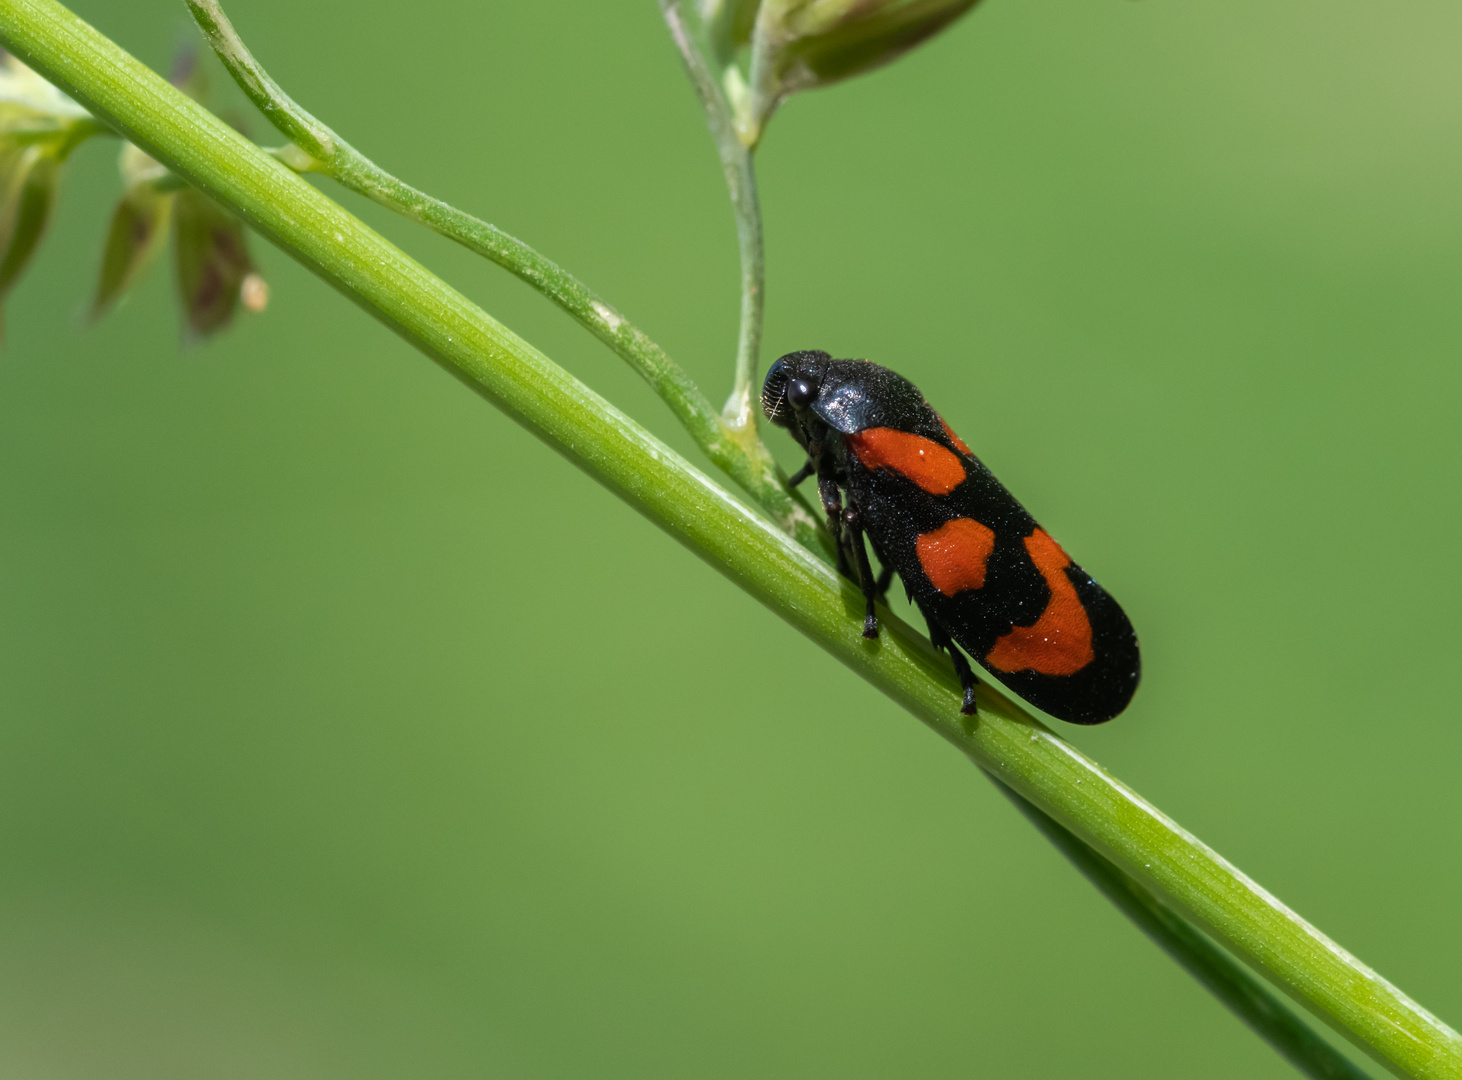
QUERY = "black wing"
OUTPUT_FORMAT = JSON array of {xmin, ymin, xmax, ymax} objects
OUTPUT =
[{"xmin": 842, "ymin": 428, "xmax": 1140, "ymax": 725}]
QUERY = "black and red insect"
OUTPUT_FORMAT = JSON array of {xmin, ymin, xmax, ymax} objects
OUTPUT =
[{"xmin": 763, "ymin": 350, "xmax": 1139, "ymax": 725}]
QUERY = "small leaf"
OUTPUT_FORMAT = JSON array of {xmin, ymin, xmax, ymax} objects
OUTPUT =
[
  {"xmin": 0, "ymin": 50, "xmax": 92, "ymax": 128},
  {"xmin": 0, "ymin": 53, "xmax": 105, "ymax": 335},
  {"xmin": 172, "ymin": 186, "xmax": 257, "ymax": 338},
  {"xmin": 775, "ymin": 0, "xmax": 979, "ymax": 86},
  {"xmin": 92, "ymin": 181, "xmax": 174, "ymax": 321},
  {"xmin": 92, "ymin": 144, "xmax": 176, "ymax": 322},
  {"xmin": 745, "ymin": 0, "xmax": 981, "ymax": 144},
  {"xmin": 0, "ymin": 142, "xmax": 61, "ymax": 335}
]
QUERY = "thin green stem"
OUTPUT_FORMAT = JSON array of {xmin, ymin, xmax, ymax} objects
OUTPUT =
[
  {"xmin": 654, "ymin": 13, "xmax": 1377, "ymax": 1068},
  {"xmin": 659, "ymin": 0, "xmax": 764, "ymax": 438},
  {"xmin": 3, "ymin": 3, "xmax": 1458, "ymax": 1076},
  {"xmin": 992, "ymin": 779, "xmax": 1372, "ymax": 1080},
  {"xmin": 184, "ymin": 0, "xmax": 824, "ymax": 557}
]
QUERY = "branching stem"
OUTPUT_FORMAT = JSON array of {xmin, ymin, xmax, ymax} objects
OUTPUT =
[
  {"xmin": 188, "ymin": 6, "xmax": 1405, "ymax": 1073},
  {"xmin": 645, "ymin": 19, "xmax": 1380, "ymax": 1069},
  {"xmin": 2, "ymin": 3, "xmax": 1458, "ymax": 1077},
  {"xmin": 184, "ymin": 0, "xmax": 822, "ymax": 556},
  {"xmin": 658, "ymin": 0, "xmax": 765, "ymax": 439},
  {"xmin": 185, "ymin": 8, "xmax": 1401, "ymax": 1076}
]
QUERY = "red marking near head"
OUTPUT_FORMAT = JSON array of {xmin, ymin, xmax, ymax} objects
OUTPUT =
[
  {"xmin": 938, "ymin": 415, "xmax": 973, "ymax": 457},
  {"xmin": 985, "ymin": 529, "xmax": 1094, "ymax": 677},
  {"xmin": 846, "ymin": 428, "xmax": 966, "ymax": 495},
  {"xmin": 916, "ymin": 518, "xmax": 996, "ymax": 596}
]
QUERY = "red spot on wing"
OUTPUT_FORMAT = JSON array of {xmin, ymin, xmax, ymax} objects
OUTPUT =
[
  {"xmin": 938, "ymin": 415, "xmax": 973, "ymax": 457},
  {"xmin": 917, "ymin": 518, "xmax": 996, "ymax": 596},
  {"xmin": 985, "ymin": 529, "xmax": 1095, "ymax": 677},
  {"xmin": 846, "ymin": 427, "xmax": 966, "ymax": 495}
]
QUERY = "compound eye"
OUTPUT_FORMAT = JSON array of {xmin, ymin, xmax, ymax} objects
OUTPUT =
[{"xmin": 787, "ymin": 377, "xmax": 818, "ymax": 410}]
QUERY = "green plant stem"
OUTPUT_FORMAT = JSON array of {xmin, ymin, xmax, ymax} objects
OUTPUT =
[
  {"xmin": 992, "ymin": 779, "xmax": 1372, "ymax": 1080},
  {"xmin": 182, "ymin": 0, "xmax": 824, "ymax": 558},
  {"xmin": 189, "ymin": 4, "xmax": 1396, "ymax": 1073},
  {"xmin": 658, "ymin": 0, "xmax": 765, "ymax": 437},
  {"xmin": 2, "ymin": 3, "xmax": 1458, "ymax": 1076},
  {"xmin": 653, "ymin": 13, "xmax": 1386, "ymax": 1072},
  {"xmin": 188, "ymin": 6, "xmax": 1397, "ymax": 1074}
]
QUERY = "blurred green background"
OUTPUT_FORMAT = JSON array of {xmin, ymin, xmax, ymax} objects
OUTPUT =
[{"xmin": 1, "ymin": 0, "xmax": 1459, "ymax": 1075}]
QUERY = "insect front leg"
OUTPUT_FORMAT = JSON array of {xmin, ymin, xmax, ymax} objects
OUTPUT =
[
  {"xmin": 840, "ymin": 504, "xmax": 881, "ymax": 639},
  {"xmin": 786, "ymin": 460, "xmax": 815, "ymax": 488},
  {"xmin": 926, "ymin": 616, "xmax": 981, "ymax": 716}
]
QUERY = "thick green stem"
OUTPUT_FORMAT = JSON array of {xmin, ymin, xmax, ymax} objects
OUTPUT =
[
  {"xmin": 2, "ymin": 3, "xmax": 1459, "ymax": 1076},
  {"xmin": 184, "ymin": 0, "xmax": 822, "ymax": 556},
  {"xmin": 993, "ymin": 780, "xmax": 1371, "ymax": 1080}
]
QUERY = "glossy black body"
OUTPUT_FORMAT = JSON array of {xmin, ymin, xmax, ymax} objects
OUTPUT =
[{"xmin": 763, "ymin": 350, "xmax": 1140, "ymax": 725}]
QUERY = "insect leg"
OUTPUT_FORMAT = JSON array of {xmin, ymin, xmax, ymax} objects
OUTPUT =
[
  {"xmin": 840, "ymin": 505, "xmax": 881, "ymax": 639},
  {"xmin": 874, "ymin": 562, "xmax": 895, "ymax": 601},
  {"xmin": 818, "ymin": 475, "xmax": 850, "ymax": 577},
  {"xmin": 865, "ymin": 534, "xmax": 896, "ymax": 602},
  {"xmin": 926, "ymin": 617, "xmax": 981, "ymax": 716},
  {"xmin": 786, "ymin": 460, "xmax": 815, "ymax": 488}
]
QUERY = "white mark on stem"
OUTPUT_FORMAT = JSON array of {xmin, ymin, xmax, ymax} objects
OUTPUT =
[{"xmin": 592, "ymin": 302, "xmax": 623, "ymax": 334}]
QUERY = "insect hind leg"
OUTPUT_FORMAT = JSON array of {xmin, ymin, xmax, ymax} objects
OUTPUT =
[
  {"xmin": 874, "ymin": 561, "xmax": 894, "ymax": 602},
  {"xmin": 925, "ymin": 615, "xmax": 981, "ymax": 716},
  {"xmin": 864, "ymin": 535, "xmax": 896, "ymax": 603},
  {"xmin": 840, "ymin": 505, "xmax": 881, "ymax": 639},
  {"xmin": 817, "ymin": 475, "xmax": 852, "ymax": 578}
]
